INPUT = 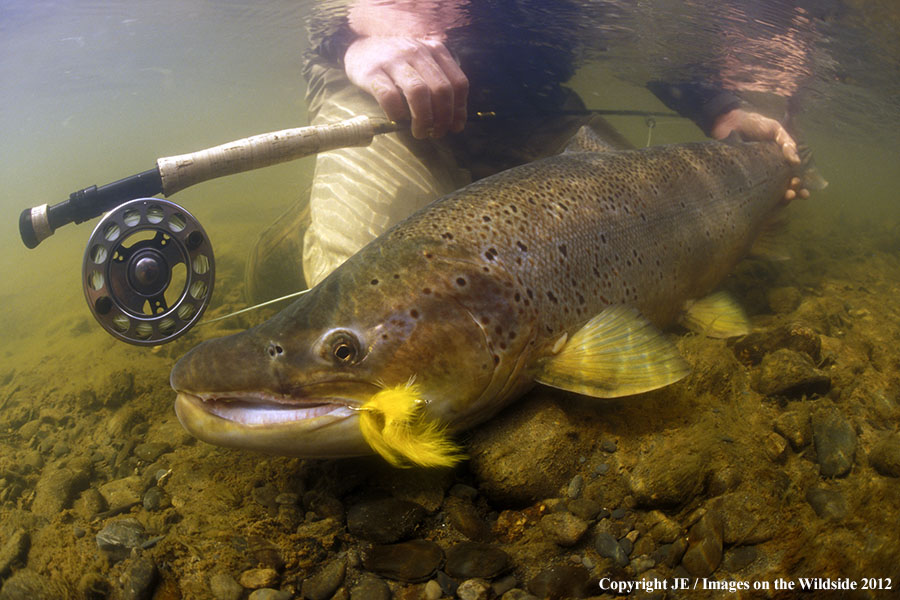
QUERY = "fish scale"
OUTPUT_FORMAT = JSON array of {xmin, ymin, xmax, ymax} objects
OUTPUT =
[{"xmin": 170, "ymin": 137, "xmax": 810, "ymax": 463}]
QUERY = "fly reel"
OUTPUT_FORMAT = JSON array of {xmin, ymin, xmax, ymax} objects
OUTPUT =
[{"xmin": 82, "ymin": 198, "xmax": 214, "ymax": 345}]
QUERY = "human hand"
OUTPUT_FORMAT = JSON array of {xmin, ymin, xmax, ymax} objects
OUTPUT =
[
  {"xmin": 712, "ymin": 108, "xmax": 809, "ymax": 202},
  {"xmin": 344, "ymin": 36, "xmax": 468, "ymax": 140}
]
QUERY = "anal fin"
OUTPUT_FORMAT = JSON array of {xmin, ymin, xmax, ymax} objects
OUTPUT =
[
  {"xmin": 535, "ymin": 305, "xmax": 690, "ymax": 398},
  {"xmin": 681, "ymin": 291, "xmax": 750, "ymax": 338}
]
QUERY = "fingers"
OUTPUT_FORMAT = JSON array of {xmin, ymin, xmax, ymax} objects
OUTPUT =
[
  {"xmin": 712, "ymin": 109, "xmax": 801, "ymax": 165},
  {"xmin": 344, "ymin": 37, "xmax": 469, "ymax": 139},
  {"xmin": 782, "ymin": 176, "xmax": 809, "ymax": 204}
]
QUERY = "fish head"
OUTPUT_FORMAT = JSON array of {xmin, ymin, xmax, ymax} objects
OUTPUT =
[{"xmin": 170, "ymin": 242, "xmax": 503, "ymax": 458}]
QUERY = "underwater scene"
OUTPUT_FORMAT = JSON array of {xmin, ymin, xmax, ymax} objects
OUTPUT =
[{"xmin": 1, "ymin": 0, "xmax": 899, "ymax": 598}]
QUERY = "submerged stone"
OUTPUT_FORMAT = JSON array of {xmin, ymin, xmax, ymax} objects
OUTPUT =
[
  {"xmin": 812, "ymin": 410, "xmax": 857, "ymax": 478},
  {"xmin": 445, "ymin": 542, "xmax": 510, "ymax": 579},
  {"xmin": 754, "ymin": 348, "xmax": 830, "ymax": 397},
  {"xmin": 347, "ymin": 497, "xmax": 426, "ymax": 543},
  {"xmin": 362, "ymin": 539, "xmax": 443, "ymax": 582}
]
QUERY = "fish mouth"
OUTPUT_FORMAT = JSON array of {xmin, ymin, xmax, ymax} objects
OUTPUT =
[
  {"xmin": 173, "ymin": 382, "xmax": 379, "ymax": 457},
  {"xmin": 177, "ymin": 391, "xmax": 358, "ymax": 427}
]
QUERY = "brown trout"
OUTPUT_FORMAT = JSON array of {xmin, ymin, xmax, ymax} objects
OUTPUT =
[{"xmin": 171, "ymin": 137, "xmax": 819, "ymax": 464}]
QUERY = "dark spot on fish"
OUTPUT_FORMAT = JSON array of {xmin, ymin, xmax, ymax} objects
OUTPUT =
[
  {"xmin": 514, "ymin": 292, "xmax": 521, "ymax": 302},
  {"xmin": 442, "ymin": 232, "xmax": 454, "ymax": 240},
  {"xmin": 495, "ymin": 325, "xmax": 503, "ymax": 335},
  {"xmin": 558, "ymin": 244, "xmax": 567, "ymax": 257},
  {"xmin": 425, "ymin": 252, "xmax": 433, "ymax": 259},
  {"xmin": 482, "ymin": 215, "xmax": 491, "ymax": 222},
  {"xmin": 600, "ymin": 233, "xmax": 607, "ymax": 244},
  {"xmin": 526, "ymin": 288, "xmax": 533, "ymax": 299},
  {"xmin": 410, "ymin": 309, "xmax": 419, "ymax": 319},
  {"xmin": 499, "ymin": 342, "xmax": 507, "ymax": 350},
  {"xmin": 493, "ymin": 355, "xmax": 500, "ymax": 365},
  {"xmin": 547, "ymin": 291, "xmax": 558, "ymax": 304},
  {"xmin": 517, "ymin": 241, "xmax": 527, "ymax": 252},
  {"xmin": 422, "ymin": 287, "xmax": 432, "ymax": 295},
  {"xmin": 456, "ymin": 277, "xmax": 467, "ymax": 286},
  {"xmin": 370, "ymin": 279, "xmax": 379, "ymax": 285},
  {"xmin": 382, "ymin": 334, "xmax": 389, "ymax": 340},
  {"xmin": 393, "ymin": 273, "xmax": 400, "ymax": 279}
]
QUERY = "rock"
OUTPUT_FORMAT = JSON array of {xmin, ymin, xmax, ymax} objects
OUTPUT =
[
  {"xmin": 449, "ymin": 484, "xmax": 479, "ymax": 501},
  {"xmin": 812, "ymin": 410, "xmax": 857, "ymax": 478},
  {"xmin": 767, "ymin": 286, "xmax": 802, "ymax": 314},
  {"xmin": 457, "ymin": 579, "xmax": 491, "ymax": 600},
  {"xmin": 347, "ymin": 497, "xmax": 426, "ymax": 543},
  {"xmin": 805, "ymin": 488, "xmax": 847, "ymax": 520},
  {"xmin": 362, "ymin": 539, "xmax": 443, "ymax": 582},
  {"xmin": 754, "ymin": 349, "xmax": 830, "ymax": 397},
  {"xmin": 774, "ymin": 408, "xmax": 812, "ymax": 451},
  {"xmin": 492, "ymin": 574, "xmax": 518, "ymax": 597},
  {"xmin": 764, "ymin": 432, "xmax": 789, "ymax": 462},
  {"xmin": 142, "ymin": 486, "xmax": 170, "ymax": 512},
  {"xmin": 424, "ymin": 579, "xmax": 443, "ymax": 600},
  {"xmin": 722, "ymin": 546, "xmax": 759, "ymax": 572},
  {"xmin": 133, "ymin": 442, "xmax": 172, "ymax": 462},
  {"xmin": 527, "ymin": 565, "xmax": 590, "ymax": 599},
  {"xmin": 594, "ymin": 532, "xmax": 629, "ymax": 567},
  {"xmin": 710, "ymin": 493, "xmax": 780, "ymax": 545},
  {"xmin": 239, "ymin": 568, "xmax": 279, "ymax": 590},
  {"xmin": 100, "ymin": 370, "xmax": 135, "ymax": 408},
  {"xmin": 540, "ymin": 512, "xmax": 588, "ymax": 546},
  {"xmin": 646, "ymin": 511, "xmax": 682, "ymax": 544},
  {"xmin": 19, "ymin": 450, "xmax": 43, "ymax": 473},
  {"xmin": 680, "ymin": 511, "xmax": 724, "ymax": 577},
  {"xmin": 0, "ymin": 529, "xmax": 29, "ymax": 577},
  {"xmin": 501, "ymin": 591, "xmax": 540, "ymax": 600},
  {"xmin": 445, "ymin": 542, "xmax": 510, "ymax": 579},
  {"xmin": 301, "ymin": 557, "xmax": 346, "ymax": 600},
  {"xmin": 349, "ymin": 575, "xmax": 391, "ymax": 600},
  {"xmin": 209, "ymin": 572, "xmax": 243, "ymax": 600},
  {"xmin": 96, "ymin": 518, "xmax": 147, "ymax": 562},
  {"xmin": 303, "ymin": 491, "xmax": 345, "ymax": 521},
  {"xmin": 468, "ymin": 394, "xmax": 589, "ymax": 507},
  {"xmin": 31, "ymin": 467, "xmax": 89, "ymax": 517},
  {"xmin": 74, "ymin": 488, "xmax": 107, "ymax": 520},
  {"xmin": 121, "ymin": 556, "xmax": 158, "ymax": 600},
  {"xmin": 869, "ymin": 433, "xmax": 900, "ymax": 477},
  {"xmin": 0, "ymin": 568, "xmax": 62, "ymax": 600},
  {"xmin": 252, "ymin": 484, "xmax": 280, "ymax": 510},
  {"xmin": 98, "ymin": 476, "xmax": 144, "ymax": 512},
  {"xmin": 733, "ymin": 324, "xmax": 821, "ymax": 365},
  {"xmin": 249, "ymin": 590, "xmax": 291, "ymax": 600},
  {"xmin": 626, "ymin": 439, "xmax": 708, "ymax": 507},
  {"xmin": 444, "ymin": 497, "xmax": 489, "ymax": 541},
  {"xmin": 566, "ymin": 498, "xmax": 600, "ymax": 522}
]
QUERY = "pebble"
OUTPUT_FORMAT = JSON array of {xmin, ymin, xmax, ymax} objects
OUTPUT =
[
  {"xmin": 812, "ymin": 410, "xmax": 857, "ymax": 478},
  {"xmin": 133, "ymin": 442, "xmax": 172, "ymax": 462},
  {"xmin": 467, "ymin": 395, "xmax": 591, "ymax": 506},
  {"xmin": 631, "ymin": 555, "xmax": 656, "ymax": 574},
  {"xmin": 501, "ymin": 591, "xmax": 539, "ymax": 600},
  {"xmin": 445, "ymin": 542, "xmax": 510, "ymax": 579},
  {"xmin": 424, "ymin": 579, "xmax": 443, "ymax": 600},
  {"xmin": 444, "ymin": 497, "xmax": 489, "ymax": 541},
  {"xmin": 540, "ymin": 512, "xmax": 588, "ymax": 546},
  {"xmin": 301, "ymin": 557, "xmax": 346, "ymax": 600},
  {"xmin": 96, "ymin": 518, "xmax": 147, "ymax": 562},
  {"xmin": 347, "ymin": 497, "xmax": 426, "ymax": 543},
  {"xmin": 239, "ymin": 568, "xmax": 279, "ymax": 590},
  {"xmin": 774, "ymin": 408, "xmax": 812, "ymax": 451},
  {"xmin": 209, "ymin": 572, "xmax": 243, "ymax": 600},
  {"xmin": 656, "ymin": 538, "xmax": 688, "ymax": 568},
  {"xmin": 722, "ymin": 545, "xmax": 759, "ymax": 572},
  {"xmin": 362, "ymin": 539, "xmax": 443, "ymax": 582},
  {"xmin": 594, "ymin": 532, "xmax": 629, "ymax": 567},
  {"xmin": 248, "ymin": 590, "xmax": 291, "ymax": 600},
  {"xmin": 492, "ymin": 574, "xmax": 518, "ymax": 597},
  {"xmin": 251, "ymin": 484, "xmax": 280, "ymax": 510},
  {"xmin": 121, "ymin": 556, "xmax": 158, "ymax": 600},
  {"xmin": 566, "ymin": 474, "xmax": 583, "ymax": 499},
  {"xmin": 754, "ymin": 348, "xmax": 830, "ymax": 397},
  {"xmin": 733, "ymin": 324, "xmax": 821, "ymax": 365},
  {"xmin": 601, "ymin": 439, "xmax": 618, "ymax": 453},
  {"xmin": 457, "ymin": 578, "xmax": 491, "ymax": 600},
  {"xmin": 710, "ymin": 493, "xmax": 779, "ymax": 545},
  {"xmin": 98, "ymin": 476, "xmax": 144, "ymax": 513},
  {"xmin": 527, "ymin": 565, "xmax": 590, "ymax": 599},
  {"xmin": 764, "ymin": 432, "xmax": 789, "ymax": 463},
  {"xmin": 142, "ymin": 486, "xmax": 168, "ymax": 511},
  {"xmin": 767, "ymin": 286, "xmax": 802, "ymax": 314},
  {"xmin": 680, "ymin": 511, "xmax": 724, "ymax": 577},
  {"xmin": 805, "ymin": 488, "xmax": 847, "ymax": 520},
  {"xmin": 31, "ymin": 467, "xmax": 90, "ymax": 517},
  {"xmin": 19, "ymin": 450, "xmax": 43, "ymax": 473},
  {"xmin": 869, "ymin": 433, "xmax": 900, "ymax": 477},
  {"xmin": 449, "ymin": 483, "xmax": 479, "ymax": 502},
  {"xmin": 349, "ymin": 575, "xmax": 391, "ymax": 600}
]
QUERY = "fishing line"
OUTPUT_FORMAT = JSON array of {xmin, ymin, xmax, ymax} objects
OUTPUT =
[{"xmin": 197, "ymin": 288, "xmax": 310, "ymax": 326}]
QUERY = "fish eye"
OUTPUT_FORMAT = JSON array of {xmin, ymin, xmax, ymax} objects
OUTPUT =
[{"xmin": 322, "ymin": 330, "xmax": 362, "ymax": 365}]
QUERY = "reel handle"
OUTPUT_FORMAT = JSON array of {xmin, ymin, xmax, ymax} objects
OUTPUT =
[{"xmin": 19, "ymin": 116, "xmax": 398, "ymax": 248}]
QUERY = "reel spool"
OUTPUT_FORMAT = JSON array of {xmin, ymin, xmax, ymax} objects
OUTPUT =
[{"xmin": 83, "ymin": 198, "xmax": 214, "ymax": 345}]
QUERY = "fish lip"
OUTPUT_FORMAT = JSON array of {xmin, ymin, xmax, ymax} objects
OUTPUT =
[{"xmin": 175, "ymin": 391, "xmax": 359, "ymax": 428}]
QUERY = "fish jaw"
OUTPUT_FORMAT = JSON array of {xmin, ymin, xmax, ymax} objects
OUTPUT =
[{"xmin": 173, "ymin": 389, "xmax": 373, "ymax": 457}]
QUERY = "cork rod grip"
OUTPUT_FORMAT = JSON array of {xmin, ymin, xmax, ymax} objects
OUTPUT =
[{"xmin": 156, "ymin": 115, "xmax": 395, "ymax": 196}]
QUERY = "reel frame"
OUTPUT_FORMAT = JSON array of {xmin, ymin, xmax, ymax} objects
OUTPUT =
[{"xmin": 82, "ymin": 198, "xmax": 214, "ymax": 346}]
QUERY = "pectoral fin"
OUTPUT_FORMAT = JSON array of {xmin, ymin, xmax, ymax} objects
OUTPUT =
[
  {"xmin": 535, "ymin": 305, "xmax": 690, "ymax": 398},
  {"xmin": 681, "ymin": 291, "xmax": 750, "ymax": 338}
]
